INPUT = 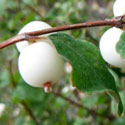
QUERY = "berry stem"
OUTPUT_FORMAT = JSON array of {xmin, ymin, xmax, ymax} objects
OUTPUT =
[{"xmin": 0, "ymin": 15, "xmax": 125, "ymax": 49}]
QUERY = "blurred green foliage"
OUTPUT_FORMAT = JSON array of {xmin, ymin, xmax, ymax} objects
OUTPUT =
[{"xmin": 0, "ymin": 0, "xmax": 125, "ymax": 125}]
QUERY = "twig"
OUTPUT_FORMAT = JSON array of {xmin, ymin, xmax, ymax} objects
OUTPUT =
[
  {"xmin": 25, "ymin": 3, "xmax": 43, "ymax": 18},
  {"xmin": 0, "ymin": 15, "xmax": 125, "ymax": 49},
  {"xmin": 21, "ymin": 100, "xmax": 41, "ymax": 125},
  {"xmin": 8, "ymin": 61, "xmax": 16, "ymax": 88},
  {"xmin": 52, "ymin": 90, "xmax": 91, "ymax": 112},
  {"xmin": 0, "ymin": 34, "xmax": 41, "ymax": 49},
  {"xmin": 51, "ymin": 90, "xmax": 116, "ymax": 121},
  {"xmin": 8, "ymin": 60, "xmax": 41, "ymax": 125}
]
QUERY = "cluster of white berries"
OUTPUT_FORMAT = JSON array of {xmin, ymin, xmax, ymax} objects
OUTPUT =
[
  {"xmin": 16, "ymin": 0, "xmax": 125, "ymax": 90},
  {"xmin": 16, "ymin": 21, "xmax": 64, "ymax": 90},
  {"xmin": 99, "ymin": 0, "xmax": 125, "ymax": 68}
]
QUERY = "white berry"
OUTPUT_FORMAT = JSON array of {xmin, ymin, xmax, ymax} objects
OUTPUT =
[
  {"xmin": 113, "ymin": 0, "xmax": 125, "ymax": 17},
  {"xmin": 18, "ymin": 42, "xmax": 64, "ymax": 87},
  {"xmin": 16, "ymin": 21, "xmax": 52, "ymax": 52},
  {"xmin": 99, "ymin": 27, "xmax": 125, "ymax": 68}
]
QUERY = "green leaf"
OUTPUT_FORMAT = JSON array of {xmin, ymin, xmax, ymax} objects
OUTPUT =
[
  {"xmin": 49, "ymin": 33, "xmax": 123, "ymax": 115},
  {"xmin": 108, "ymin": 68, "xmax": 121, "ymax": 87},
  {"xmin": 116, "ymin": 31, "xmax": 125, "ymax": 58}
]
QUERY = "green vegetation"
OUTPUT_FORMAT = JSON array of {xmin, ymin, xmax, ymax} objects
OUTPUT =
[{"xmin": 0, "ymin": 0, "xmax": 125, "ymax": 125}]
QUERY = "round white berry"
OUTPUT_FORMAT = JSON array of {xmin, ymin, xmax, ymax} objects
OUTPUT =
[
  {"xmin": 18, "ymin": 42, "xmax": 64, "ymax": 87},
  {"xmin": 99, "ymin": 27, "xmax": 125, "ymax": 68},
  {"xmin": 113, "ymin": 0, "xmax": 125, "ymax": 17},
  {"xmin": 16, "ymin": 21, "xmax": 52, "ymax": 52}
]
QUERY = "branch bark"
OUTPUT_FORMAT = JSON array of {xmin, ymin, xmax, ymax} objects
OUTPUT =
[
  {"xmin": 8, "ymin": 60, "xmax": 41, "ymax": 125},
  {"xmin": 0, "ymin": 15, "xmax": 125, "ymax": 49},
  {"xmin": 21, "ymin": 100, "xmax": 41, "ymax": 125},
  {"xmin": 51, "ymin": 90, "xmax": 116, "ymax": 121}
]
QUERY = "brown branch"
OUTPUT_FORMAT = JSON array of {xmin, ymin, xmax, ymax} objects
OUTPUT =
[
  {"xmin": 8, "ymin": 60, "xmax": 41, "ymax": 125},
  {"xmin": 51, "ymin": 90, "xmax": 92, "ymax": 112},
  {"xmin": 0, "ymin": 15, "xmax": 125, "ymax": 49},
  {"xmin": 25, "ymin": 3, "xmax": 43, "ymax": 18},
  {"xmin": 8, "ymin": 61, "xmax": 16, "ymax": 88},
  {"xmin": 0, "ymin": 34, "xmax": 41, "ymax": 49},
  {"xmin": 51, "ymin": 90, "xmax": 116, "ymax": 121},
  {"xmin": 21, "ymin": 101, "xmax": 41, "ymax": 125}
]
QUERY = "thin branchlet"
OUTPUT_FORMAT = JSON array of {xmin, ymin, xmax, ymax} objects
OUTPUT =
[{"xmin": 0, "ymin": 15, "xmax": 125, "ymax": 49}]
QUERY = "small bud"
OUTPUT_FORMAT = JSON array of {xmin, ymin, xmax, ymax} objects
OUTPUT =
[
  {"xmin": 65, "ymin": 62, "xmax": 72, "ymax": 74},
  {"xmin": 43, "ymin": 82, "xmax": 53, "ymax": 93}
]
